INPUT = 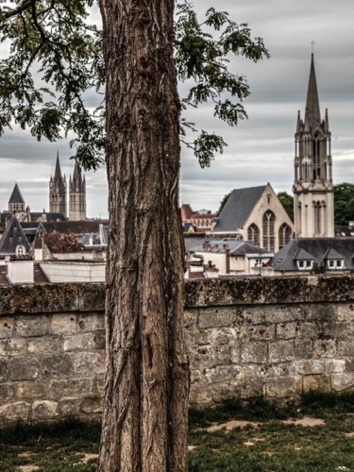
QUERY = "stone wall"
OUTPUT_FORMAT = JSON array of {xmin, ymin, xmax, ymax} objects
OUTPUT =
[{"xmin": 1, "ymin": 276, "xmax": 354, "ymax": 422}]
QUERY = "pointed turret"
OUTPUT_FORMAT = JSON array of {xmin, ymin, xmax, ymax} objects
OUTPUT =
[
  {"xmin": 54, "ymin": 151, "xmax": 63, "ymax": 179},
  {"xmin": 8, "ymin": 183, "xmax": 25, "ymax": 206},
  {"xmin": 49, "ymin": 152, "xmax": 67, "ymax": 216},
  {"xmin": 293, "ymin": 54, "xmax": 334, "ymax": 239},
  {"xmin": 304, "ymin": 54, "xmax": 321, "ymax": 129}
]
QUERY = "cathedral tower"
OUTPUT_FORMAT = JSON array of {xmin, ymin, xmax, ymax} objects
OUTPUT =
[
  {"xmin": 69, "ymin": 160, "xmax": 86, "ymax": 221},
  {"xmin": 293, "ymin": 54, "xmax": 334, "ymax": 237},
  {"xmin": 49, "ymin": 153, "xmax": 67, "ymax": 216}
]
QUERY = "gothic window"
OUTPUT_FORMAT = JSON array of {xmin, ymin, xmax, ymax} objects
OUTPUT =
[
  {"xmin": 247, "ymin": 224, "xmax": 260, "ymax": 246},
  {"xmin": 262, "ymin": 211, "xmax": 275, "ymax": 251},
  {"xmin": 278, "ymin": 223, "xmax": 292, "ymax": 249},
  {"xmin": 16, "ymin": 245, "xmax": 26, "ymax": 256},
  {"xmin": 312, "ymin": 133, "xmax": 321, "ymax": 179}
]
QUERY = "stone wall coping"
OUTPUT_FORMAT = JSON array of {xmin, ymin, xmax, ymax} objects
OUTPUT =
[{"xmin": 1, "ymin": 275, "xmax": 354, "ymax": 315}]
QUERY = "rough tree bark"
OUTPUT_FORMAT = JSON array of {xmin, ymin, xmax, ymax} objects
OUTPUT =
[{"xmin": 98, "ymin": 1, "xmax": 190, "ymax": 471}]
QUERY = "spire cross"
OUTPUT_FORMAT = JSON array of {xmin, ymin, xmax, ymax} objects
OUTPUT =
[{"xmin": 311, "ymin": 41, "xmax": 315, "ymax": 54}]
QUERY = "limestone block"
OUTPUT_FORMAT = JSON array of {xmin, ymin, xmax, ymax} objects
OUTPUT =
[
  {"xmin": 276, "ymin": 322, "xmax": 297, "ymax": 340},
  {"xmin": 0, "ymin": 318, "xmax": 14, "ymax": 339},
  {"xmin": 15, "ymin": 316, "xmax": 48, "ymax": 337},
  {"xmin": 338, "ymin": 304, "xmax": 354, "ymax": 321},
  {"xmin": 331, "ymin": 373, "xmax": 354, "ymax": 392},
  {"xmin": 0, "ymin": 338, "xmax": 27, "ymax": 357},
  {"xmin": 297, "ymin": 322, "xmax": 320, "ymax": 338},
  {"xmin": 0, "ymin": 384, "xmax": 15, "ymax": 402},
  {"xmin": 266, "ymin": 377, "xmax": 299, "ymax": 398},
  {"xmin": 0, "ymin": 401, "xmax": 30, "ymax": 421},
  {"xmin": 42, "ymin": 354, "xmax": 73, "ymax": 378},
  {"xmin": 198, "ymin": 308, "xmax": 236, "ymax": 329},
  {"xmin": 80, "ymin": 395, "xmax": 102, "ymax": 414},
  {"xmin": 204, "ymin": 365, "xmax": 243, "ymax": 384},
  {"xmin": 63, "ymin": 333, "xmax": 98, "ymax": 352},
  {"xmin": 293, "ymin": 359, "xmax": 326, "ymax": 375},
  {"xmin": 58, "ymin": 397, "xmax": 81, "ymax": 416},
  {"xmin": 51, "ymin": 314, "xmax": 77, "ymax": 335},
  {"xmin": 49, "ymin": 378, "xmax": 93, "ymax": 398},
  {"xmin": 304, "ymin": 304, "xmax": 337, "ymax": 322},
  {"xmin": 10, "ymin": 358, "xmax": 39, "ymax": 380},
  {"xmin": 294, "ymin": 339, "xmax": 313, "ymax": 359},
  {"xmin": 248, "ymin": 324, "xmax": 274, "ymax": 341},
  {"xmin": 345, "ymin": 358, "xmax": 354, "ymax": 372},
  {"xmin": 313, "ymin": 339, "xmax": 336, "ymax": 358},
  {"xmin": 268, "ymin": 362, "xmax": 292, "ymax": 378},
  {"xmin": 27, "ymin": 337, "xmax": 62, "ymax": 354},
  {"xmin": 338, "ymin": 341, "xmax": 354, "ymax": 357},
  {"xmin": 240, "ymin": 341, "xmax": 267, "ymax": 364},
  {"xmin": 269, "ymin": 341, "xmax": 295, "ymax": 363},
  {"xmin": 303, "ymin": 374, "xmax": 331, "ymax": 392},
  {"xmin": 0, "ymin": 358, "xmax": 10, "ymax": 381},
  {"xmin": 266, "ymin": 306, "xmax": 304, "ymax": 324},
  {"xmin": 241, "ymin": 307, "xmax": 267, "ymax": 325},
  {"xmin": 240, "ymin": 380, "xmax": 265, "ymax": 398},
  {"xmin": 325, "ymin": 359, "xmax": 346, "ymax": 373},
  {"xmin": 16, "ymin": 381, "xmax": 49, "ymax": 399},
  {"xmin": 70, "ymin": 351, "xmax": 105, "ymax": 376},
  {"xmin": 32, "ymin": 400, "xmax": 58, "ymax": 420},
  {"xmin": 320, "ymin": 322, "xmax": 352, "ymax": 338},
  {"xmin": 78, "ymin": 313, "xmax": 105, "ymax": 332}
]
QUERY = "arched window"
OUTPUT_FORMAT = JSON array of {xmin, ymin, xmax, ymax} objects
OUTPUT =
[
  {"xmin": 262, "ymin": 211, "xmax": 275, "ymax": 251},
  {"xmin": 314, "ymin": 201, "xmax": 321, "ymax": 235},
  {"xmin": 279, "ymin": 223, "xmax": 292, "ymax": 249},
  {"xmin": 16, "ymin": 245, "xmax": 26, "ymax": 256},
  {"xmin": 247, "ymin": 224, "xmax": 260, "ymax": 246}
]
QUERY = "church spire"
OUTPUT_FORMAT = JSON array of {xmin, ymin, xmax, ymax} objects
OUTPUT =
[
  {"xmin": 304, "ymin": 54, "xmax": 321, "ymax": 129},
  {"xmin": 54, "ymin": 151, "xmax": 63, "ymax": 180}
]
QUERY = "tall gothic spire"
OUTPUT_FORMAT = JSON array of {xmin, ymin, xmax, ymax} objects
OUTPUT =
[
  {"xmin": 54, "ymin": 151, "xmax": 63, "ymax": 180},
  {"xmin": 304, "ymin": 54, "xmax": 321, "ymax": 129}
]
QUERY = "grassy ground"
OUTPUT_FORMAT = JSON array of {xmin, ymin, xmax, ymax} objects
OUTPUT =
[{"xmin": 1, "ymin": 392, "xmax": 354, "ymax": 471}]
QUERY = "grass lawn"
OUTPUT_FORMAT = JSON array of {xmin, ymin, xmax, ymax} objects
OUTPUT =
[{"xmin": 1, "ymin": 392, "xmax": 354, "ymax": 471}]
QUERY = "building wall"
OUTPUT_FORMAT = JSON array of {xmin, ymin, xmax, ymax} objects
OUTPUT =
[{"xmin": 1, "ymin": 276, "xmax": 354, "ymax": 422}]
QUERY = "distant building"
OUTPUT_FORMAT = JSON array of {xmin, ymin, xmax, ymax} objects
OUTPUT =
[
  {"xmin": 69, "ymin": 160, "xmax": 86, "ymax": 221},
  {"xmin": 211, "ymin": 184, "xmax": 294, "ymax": 253},
  {"xmin": 180, "ymin": 204, "xmax": 217, "ymax": 232},
  {"xmin": 293, "ymin": 54, "xmax": 334, "ymax": 238},
  {"xmin": 49, "ymin": 152, "xmax": 67, "ymax": 216}
]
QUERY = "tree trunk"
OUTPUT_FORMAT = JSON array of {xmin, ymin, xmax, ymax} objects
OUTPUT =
[{"xmin": 98, "ymin": 1, "xmax": 189, "ymax": 471}]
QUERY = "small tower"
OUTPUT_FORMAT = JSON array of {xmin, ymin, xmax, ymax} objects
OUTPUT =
[
  {"xmin": 8, "ymin": 183, "xmax": 26, "ymax": 213},
  {"xmin": 69, "ymin": 159, "xmax": 86, "ymax": 221},
  {"xmin": 293, "ymin": 54, "xmax": 334, "ymax": 238},
  {"xmin": 49, "ymin": 153, "xmax": 67, "ymax": 216}
]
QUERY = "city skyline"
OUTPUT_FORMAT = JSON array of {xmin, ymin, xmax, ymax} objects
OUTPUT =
[{"xmin": 1, "ymin": 0, "xmax": 353, "ymax": 217}]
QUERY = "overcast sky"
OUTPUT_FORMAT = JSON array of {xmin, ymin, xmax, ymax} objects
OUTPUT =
[{"xmin": 1, "ymin": 0, "xmax": 353, "ymax": 217}]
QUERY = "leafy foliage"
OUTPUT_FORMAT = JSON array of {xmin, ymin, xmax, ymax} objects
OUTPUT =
[
  {"xmin": 44, "ymin": 231, "xmax": 84, "ymax": 253},
  {"xmin": 217, "ymin": 191, "xmax": 231, "ymax": 215},
  {"xmin": 334, "ymin": 182, "xmax": 354, "ymax": 226},
  {"xmin": 0, "ymin": 1, "xmax": 269, "ymax": 169},
  {"xmin": 277, "ymin": 191, "xmax": 294, "ymax": 221}
]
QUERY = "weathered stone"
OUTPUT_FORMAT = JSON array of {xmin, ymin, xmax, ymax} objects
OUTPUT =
[
  {"xmin": 0, "ymin": 318, "xmax": 14, "ymax": 339},
  {"xmin": 204, "ymin": 365, "xmax": 243, "ymax": 384},
  {"xmin": 63, "ymin": 333, "xmax": 99, "ymax": 352},
  {"xmin": 338, "ymin": 304, "xmax": 354, "ymax": 321},
  {"xmin": 70, "ymin": 351, "xmax": 105, "ymax": 375},
  {"xmin": 294, "ymin": 339, "xmax": 313, "ymax": 359},
  {"xmin": 303, "ymin": 374, "xmax": 331, "ymax": 392},
  {"xmin": 325, "ymin": 359, "xmax": 346, "ymax": 373},
  {"xmin": 240, "ymin": 380, "xmax": 264, "ymax": 398},
  {"xmin": 0, "ymin": 384, "xmax": 15, "ymax": 402},
  {"xmin": 266, "ymin": 377, "xmax": 298, "ymax": 398},
  {"xmin": 248, "ymin": 324, "xmax": 274, "ymax": 341},
  {"xmin": 304, "ymin": 304, "xmax": 337, "ymax": 322},
  {"xmin": 338, "ymin": 341, "xmax": 354, "ymax": 357},
  {"xmin": 293, "ymin": 359, "xmax": 326, "ymax": 375},
  {"xmin": 267, "ymin": 306, "xmax": 304, "ymax": 324},
  {"xmin": 0, "ymin": 359, "xmax": 9, "ymax": 381},
  {"xmin": 313, "ymin": 339, "xmax": 336, "ymax": 358},
  {"xmin": 10, "ymin": 358, "xmax": 39, "ymax": 380},
  {"xmin": 49, "ymin": 378, "xmax": 93, "ymax": 398},
  {"xmin": 27, "ymin": 337, "xmax": 62, "ymax": 354},
  {"xmin": 80, "ymin": 395, "xmax": 102, "ymax": 414},
  {"xmin": 345, "ymin": 358, "xmax": 354, "ymax": 372},
  {"xmin": 0, "ymin": 338, "xmax": 27, "ymax": 357},
  {"xmin": 16, "ymin": 381, "xmax": 49, "ymax": 399},
  {"xmin": 42, "ymin": 355, "xmax": 73, "ymax": 378},
  {"xmin": 269, "ymin": 341, "xmax": 295, "ymax": 363},
  {"xmin": 331, "ymin": 373, "xmax": 354, "ymax": 392},
  {"xmin": 51, "ymin": 314, "xmax": 77, "ymax": 335},
  {"xmin": 78, "ymin": 313, "xmax": 104, "ymax": 332},
  {"xmin": 0, "ymin": 401, "xmax": 30, "ymax": 421},
  {"xmin": 32, "ymin": 400, "xmax": 58, "ymax": 420},
  {"xmin": 198, "ymin": 308, "xmax": 235, "ymax": 329},
  {"xmin": 240, "ymin": 342, "xmax": 267, "ymax": 364},
  {"xmin": 276, "ymin": 322, "xmax": 297, "ymax": 340},
  {"xmin": 15, "ymin": 316, "xmax": 48, "ymax": 337},
  {"xmin": 297, "ymin": 322, "xmax": 320, "ymax": 338}
]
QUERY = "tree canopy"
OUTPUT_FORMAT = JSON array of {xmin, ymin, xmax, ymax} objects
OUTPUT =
[
  {"xmin": 277, "ymin": 191, "xmax": 293, "ymax": 221},
  {"xmin": 0, "ymin": 1, "xmax": 269, "ymax": 170},
  {"xmin": 334, "ymin": 182, "xmax": 354, "ymax": 226}
]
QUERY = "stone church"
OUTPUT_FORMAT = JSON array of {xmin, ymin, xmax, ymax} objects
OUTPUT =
[
  {"xmin": 293, "ymin": 53, "xmax": 334, "ymax": 237},
  {"xmin": 49, "ymin": 153, "xmax": 86, "ymax": 221}
]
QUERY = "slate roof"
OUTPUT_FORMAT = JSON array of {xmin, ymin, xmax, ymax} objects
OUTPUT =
[
  {"xmin": 21, "ymin": 220, "xmax": 108, "ymax": 235},
  {"xmin": 188, "ymin": 239, "xmax": 272, "ymax": 257},
  {"xmin": 272, "ymin": 238, "xmax": 354, "ymax": 272},
  {"xmin": 0, "ymin": 216, "xmax": 31, "ymax": 255},
  {"xmin": 8, "ymin": 183, "xmax": 25, "ymax": 204},
  {"xmin": 30, "ymin": 212, "xmax": 67, "ymax": 223},
  {"xmin": 212, "ymin": 186, "xmax": 266, "ymax": 233}
]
